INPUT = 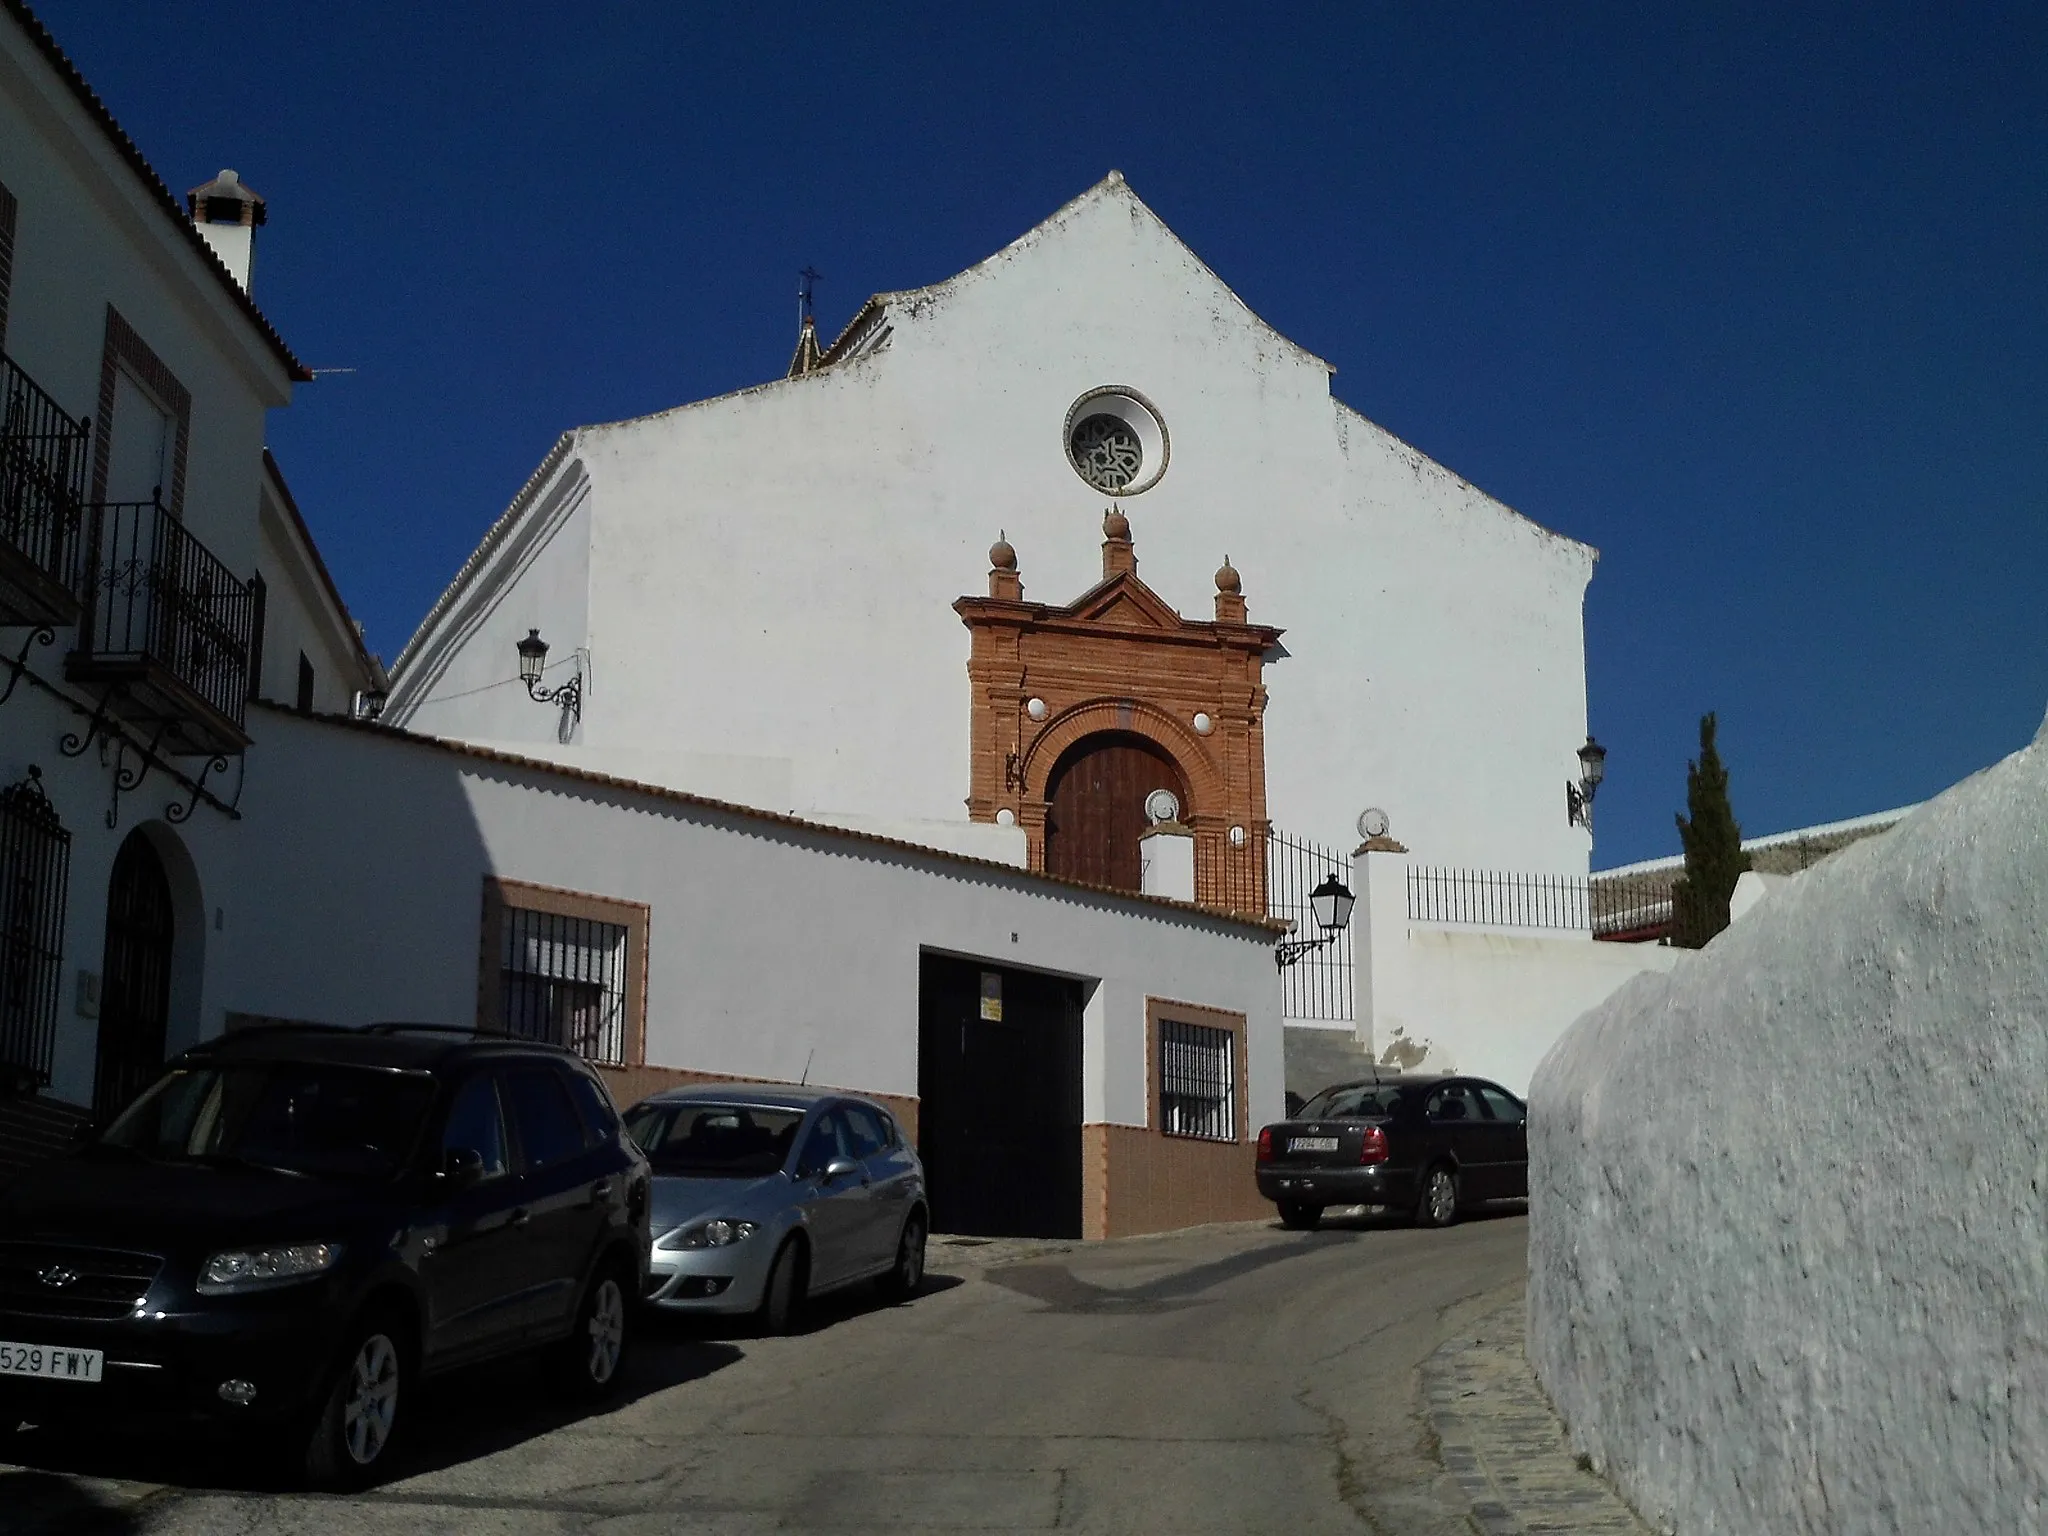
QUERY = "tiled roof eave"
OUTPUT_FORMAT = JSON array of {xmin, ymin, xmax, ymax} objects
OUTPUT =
[{"xmin": 4, "ymin": 0, "xmax": 311, "ymax": 383}]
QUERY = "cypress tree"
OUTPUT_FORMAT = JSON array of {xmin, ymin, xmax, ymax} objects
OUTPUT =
[{"xmin": 1670, "ymin": 712, "xmax": 1750, "ymax": 948}]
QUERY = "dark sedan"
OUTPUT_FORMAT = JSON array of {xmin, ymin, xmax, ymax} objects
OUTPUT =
[{"xmin": 1255, "ymin": 1074, "xmax": 1528, "ymax": 1229}]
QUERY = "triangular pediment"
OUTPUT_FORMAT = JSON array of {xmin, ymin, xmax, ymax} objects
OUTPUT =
[{"xmin": 1068, "ymin": 571, "xmax": 1184, "ymax": 630}]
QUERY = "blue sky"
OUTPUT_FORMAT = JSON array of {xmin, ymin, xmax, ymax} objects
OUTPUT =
[{"xmin": 34, "ymin": 1, "xmax": 2048, "ymax": 867}]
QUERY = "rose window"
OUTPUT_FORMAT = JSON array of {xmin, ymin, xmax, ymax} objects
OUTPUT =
[{"xmin": 1069, "ymin": 414, "xmax": 1144, "ymax": 492}]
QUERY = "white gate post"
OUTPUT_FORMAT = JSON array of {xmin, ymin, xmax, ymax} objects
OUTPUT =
[{"xmin": 1352, "ymin": 836, "xmax": 1411, "ymax": 1060}]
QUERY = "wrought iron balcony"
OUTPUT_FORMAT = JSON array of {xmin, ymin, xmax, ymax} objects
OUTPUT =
[
  {"xmin": 0, "ymin": 351, "xmax": 91, "ymax": 628},
  {"xmin": 67, "ymin": 494, "xmax": 252, "ymax": 753}
]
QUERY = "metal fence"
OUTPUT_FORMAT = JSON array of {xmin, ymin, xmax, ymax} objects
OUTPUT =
[
  {"xmin": 497, "ymin": 904, "xmax": 629, "ymax": 1065},
  {"xmin": 1589, "ymin": 871, "xmax": 1676, "ymax": 940},
  {"xmin": 1406, "ymin": 865, "xmax": 1591, "ymax": 931},
  {"xmin": 80, "ymin": 496, "xmax": 252, "ymax": 731},
  {"xmin": 0, "ymin": 769, "xmax": 70, "ymax": 1094},
  {"xmin": 1158, "ymin": 1017, "xmax": 1236, "ymax": 1141},
  {"xmin": 0, "ymin": 352, "xmax": 90, "ymax": 603},
  {"xmin": 1268, "ymin": 829, "xmax": 1355, "ymax": 1021}
]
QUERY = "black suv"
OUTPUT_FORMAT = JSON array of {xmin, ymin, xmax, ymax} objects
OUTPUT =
[
  {"xmin": 1255, "ymin": 1074, "xmax": 1529, "ymax": 1230},
  {"xmin": 0, "ymin": 1025, "xmax": 650, "ymax": 1487}
]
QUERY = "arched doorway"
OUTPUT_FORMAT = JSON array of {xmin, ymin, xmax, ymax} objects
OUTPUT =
[
  {"xmin": 1043, "ymin": 731, "xmax": 1191, "ymax": 893},
  {"xmin": 94, "ymin": 830, "xmax": 175, "ymax": 1121}
]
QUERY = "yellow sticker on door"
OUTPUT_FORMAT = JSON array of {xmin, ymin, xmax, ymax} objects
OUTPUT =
[{"xmin": 979, "ymin": 972, "xmax": 1003, "ymax": 1022}]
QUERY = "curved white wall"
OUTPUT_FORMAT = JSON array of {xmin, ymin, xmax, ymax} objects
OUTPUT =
[{"xmin": 1527, "ymin": 717, "xmax": 2048, "ymax": 1533}]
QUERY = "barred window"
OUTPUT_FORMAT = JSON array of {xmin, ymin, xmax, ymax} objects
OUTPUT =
[
  {"xmin": 498, "ymin": 906, "xmax": 629, "ymax": 1066},
  {"xmin": 1159, "ymin": 1017, "xmax": 1236, "ymax": 1142},
  {"xmin": 0, "ymin": 767, "xmax": 70, "ymax": 1094}
]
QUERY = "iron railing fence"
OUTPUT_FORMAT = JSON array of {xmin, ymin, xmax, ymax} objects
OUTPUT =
[
  {"xmin": 0, "ymin": 769, "xmax": 70, "ymax": 1094},
  {"xmin": 1158, "ymin": 1017, "xmax": 1236, "ymax": 1141},
  {"xmin": 0, "ymin": 351, "xmax": 90, "ymax": 601},
  {"xmin": 1407, "ymin": 865, "xmax": 1591, "ymax": 932},
  {"xmin": 1269, "ymin": 829, "xmax": 1355, "ymax": 1021},
  {"xmin": 80, "ymin": 496, "xmax": 252, "ymax": 732},
  {"xmin": 497, "ymin": 904, "xmax": 629, "ymax": 1066},
  {"xmin": 1589, "ymin": 871, "xmax": 1676, "ymax": 940}
]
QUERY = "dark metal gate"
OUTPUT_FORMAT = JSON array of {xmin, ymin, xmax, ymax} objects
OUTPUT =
[
  {"xmin": 1268, "ymin": 830, "xmax": 1354, "ymax": 1022},
  {"xmin": 93, "ymin": 830, "xmax": 174, "ymax": 1122},
  {"xmin": 0, "ymin": 767, "xmax": 69, "ymax": 1094}
]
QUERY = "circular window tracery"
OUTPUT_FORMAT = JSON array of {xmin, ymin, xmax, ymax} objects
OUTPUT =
[
  {"xmin": 1063, "ymin": 387, "xmax": 1168, "ymax": 496},
  {"xmin": 1070, "ymin": 415, "xmax": 1143, "ymax": 491}
]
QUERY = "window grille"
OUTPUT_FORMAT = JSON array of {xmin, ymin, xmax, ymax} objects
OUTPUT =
[
  {"xmin": 1159, "ymin": 1018, "xmax": 1236, "ymax": 1142},
  {"xmin": 497, "ymin": 905, "xmax": 628, "ymax": 1066},
  {"xmin": 0, "ymin": 768, "xmax": 69, "ymax": 1092}
]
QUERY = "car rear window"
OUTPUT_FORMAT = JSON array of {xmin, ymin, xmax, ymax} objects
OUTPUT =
[
  {"xmin": 1299, "ymin": 1085, "xmax": 1404, "ymax": 1121},
  {"xmin": 626, "ymin": 1102, "xmax": 804, "ymax": 1177}
]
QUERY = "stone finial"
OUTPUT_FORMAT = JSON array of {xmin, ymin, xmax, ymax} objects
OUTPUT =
[
  {"xmin": 1102, "ymin": 507, "xmax": 1136, "ymax": 578},
  {"xmin": 1214, "ymin": 554, "xmax": 1246, "ymax": 623},
  {"xmin": 988, "ymin": 530, "xmax": 1022, "ymax": 599}
]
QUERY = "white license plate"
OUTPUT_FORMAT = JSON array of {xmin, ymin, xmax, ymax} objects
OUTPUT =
[
  {"xmin": 0, "ymin": 1341, "xmax": 103, "ymax": 1383},
  {"xmin": 1289, "ymin": 1136, "xmax": 1339, "ymax": 1153}
]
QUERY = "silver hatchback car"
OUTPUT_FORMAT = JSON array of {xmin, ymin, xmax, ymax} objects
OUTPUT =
[{"xmin": 623, "ymin": 1085, "xmax": 928, "ymax": 1331}]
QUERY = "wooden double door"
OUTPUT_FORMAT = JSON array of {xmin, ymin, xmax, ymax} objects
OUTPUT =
[{"xmin": 1043, "ymin": 732, "xmax": 1189, "ymax": 894}]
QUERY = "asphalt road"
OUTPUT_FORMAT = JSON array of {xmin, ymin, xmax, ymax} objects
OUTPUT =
[{"xmin": 1, "ymin": 1206, "xmax": 1528, "ymax": 1535}]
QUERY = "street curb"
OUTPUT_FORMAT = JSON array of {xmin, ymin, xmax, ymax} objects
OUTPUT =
[{"xmin": 1423, "ymin": 1300, "xmax": 1652, "ymax": 1535}]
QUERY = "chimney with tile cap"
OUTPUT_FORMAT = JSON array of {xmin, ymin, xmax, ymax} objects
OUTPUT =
[{"xmin": 185, "ymin": 169, "xmax": 266, "ymax": 292}]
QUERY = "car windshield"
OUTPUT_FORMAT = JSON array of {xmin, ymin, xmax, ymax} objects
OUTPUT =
[
  {"xmin": 625, "ymin": 1102, "xmax": 805, "ymax": 1177},
  {"xmin": 102, "ymin": 1063, "xmax": 435, "ymax": 1180},
  {"xmin": 1300, "ymin": 1084, "xmax": 1403, "ymax": 1121}
]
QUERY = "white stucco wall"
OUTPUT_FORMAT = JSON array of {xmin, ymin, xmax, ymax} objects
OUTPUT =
[
  {"xmin": 1352, "ymin": 848, "xmax": 1678, "ymax": 1095},
  {"xmin": 0, "ymin": 18, "xmax": 293, "ymax": 568},
  {"xmin": 213, "ymin": 712, "xmax": 1282, "ymax": 1133},
  {"xmin": 390, "ymin": 175, "xmax": 1595, "ymax": 876},
  {"xmin": 1527, "ymin": 717, "xmax": 2048, "ymax": 1534}
]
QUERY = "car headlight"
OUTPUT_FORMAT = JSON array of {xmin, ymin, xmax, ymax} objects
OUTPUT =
[
  {"xmin": 656, "ymin": 1219, "xmax": 758, "ymax": 1251},
  {"xmin": 196, "ymin": 1243, "xmax": 344, "ymax": 1294}
]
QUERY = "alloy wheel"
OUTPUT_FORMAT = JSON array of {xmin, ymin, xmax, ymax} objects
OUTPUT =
[
  {"xmin": 900, "ymin": 1218, "xmax": 926, "ymax": 1292},
  {"xmin": 586, "ymin": 1278, "xmax": 625, "ymax": 1385},
  {"xmin": 1428, "ymin": 1170, "xmax": 1456, "ymax": 1225},
  {"xmin": 342, "ymin": 1333, "xmax": 400, "ymax": 1466}
]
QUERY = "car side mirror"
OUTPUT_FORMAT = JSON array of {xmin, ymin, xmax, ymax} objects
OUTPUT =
[
  {"xmin": 442, "ymin": 1146, "xmax": 486, "ymax": 1185},
  {"xmin": 822, "ymin": 1157, "xmax": 860, "ymax": 1183}
]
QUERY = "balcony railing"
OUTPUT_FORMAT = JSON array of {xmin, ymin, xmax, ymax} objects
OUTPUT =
[
  {"xmin": 69, "ymin": 495, "xmax": 251, "ymax": 752},
  {"xmin": 0, "ymin": 351, "xmax": 91, "ymax": 626}
]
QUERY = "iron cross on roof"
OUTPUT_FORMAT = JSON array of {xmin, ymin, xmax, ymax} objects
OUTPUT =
[{"xmin": 798, "ymin": 266, "xmax": 823, "ymax": 326}]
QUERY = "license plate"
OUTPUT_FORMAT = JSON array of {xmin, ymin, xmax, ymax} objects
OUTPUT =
[
  {"xmin": 1288, "ymin": 1136, "xmax": 1339, "ymax": 1153},
  {"xmin": 0, "ymin": 1341, "xmax": 103, "ymax": 1383}
]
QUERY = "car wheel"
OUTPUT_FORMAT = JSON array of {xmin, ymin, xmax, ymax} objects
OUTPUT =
[
  {"xmin": 758, "ymin": 1236, "xmax": 807, "ymax": 1335},
  {"xmin": 303, "ymin": 1318, "xmax": 406, "ymax": 1490},
  {"xmin": 880, "ymin": 1211, "xmax": 927, "ymax": 1302},
  {"xmin": 1277, "ymin": 1200, "xmax": 1322, "ymax": 1230},
  {"xmin": 556, "ymin": 1261, "xmax": 632, "ymax": 1401},
  {"xmin": 1416, "ymin": 1165, "xmax": 1459, "ymax": 1228}
]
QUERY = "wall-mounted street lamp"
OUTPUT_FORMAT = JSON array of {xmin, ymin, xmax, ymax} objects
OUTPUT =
[
  {"xmin": 1566, "ymin": 735, "xmax": 1607, "ymax": 830},
  {"xmin": 1276, "ymin": 871, "xmax": 1355, "ymax": 971},
  {"xmin": 516, "ymin": 629, "xmax": 582, "ymax": 724}
]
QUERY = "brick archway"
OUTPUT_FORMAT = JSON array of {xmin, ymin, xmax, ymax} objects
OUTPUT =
[{"xmin": 956, "ymin": 514, "xmax": 1279, "ymax": 913}]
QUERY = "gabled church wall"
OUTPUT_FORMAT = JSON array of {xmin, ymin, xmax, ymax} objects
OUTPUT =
[{"xmin": 397, "ymin": 175, "xmax": 1601, "ymax": 882}]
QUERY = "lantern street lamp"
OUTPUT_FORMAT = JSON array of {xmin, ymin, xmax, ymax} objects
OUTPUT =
[
  {"xmin": 1276, "ymin": 871, "xmax": 1355, "ymax": 971},
  {"xmin": 1566, "ymin": 734, "xmax": 1607, "ymax": 830},
  {"xmin": 516, "ymin": 629, "xmax": 582, "ymax": 723}
]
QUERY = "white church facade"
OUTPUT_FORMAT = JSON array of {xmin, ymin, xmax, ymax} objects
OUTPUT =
[{"xmin": 386, "ymin": 173, "xmax": 1601, "ymax": 895}]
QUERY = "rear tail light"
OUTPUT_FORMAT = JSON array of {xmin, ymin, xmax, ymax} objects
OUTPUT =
[
  {"xmin": 1257, "ymin": 1127, "xmax": 1274, "ymax": 1162},
  {"xmin": 1359, "ymin": 1125, "xmax": 1389, "ymax": 1165}
]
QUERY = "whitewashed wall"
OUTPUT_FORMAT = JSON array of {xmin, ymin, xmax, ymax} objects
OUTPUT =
[
  {"xmin": 390, "ymin": 175, "xmax": 1596, "ymax": 877},
  {"xmin": 1351, "ymin": 849, "xmax": 1679, "ymax": 1095},
  {"xmin": 0, "ymin": 18, "xmax": 292, "ymax": 567},
  {"xmin": 1528, "ymin": 720, "xmax": 2048, "ymax": 1534},
  {"xmin": 213, "ymin": 710, "xmax": 1283, "ymax": 1132}
]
